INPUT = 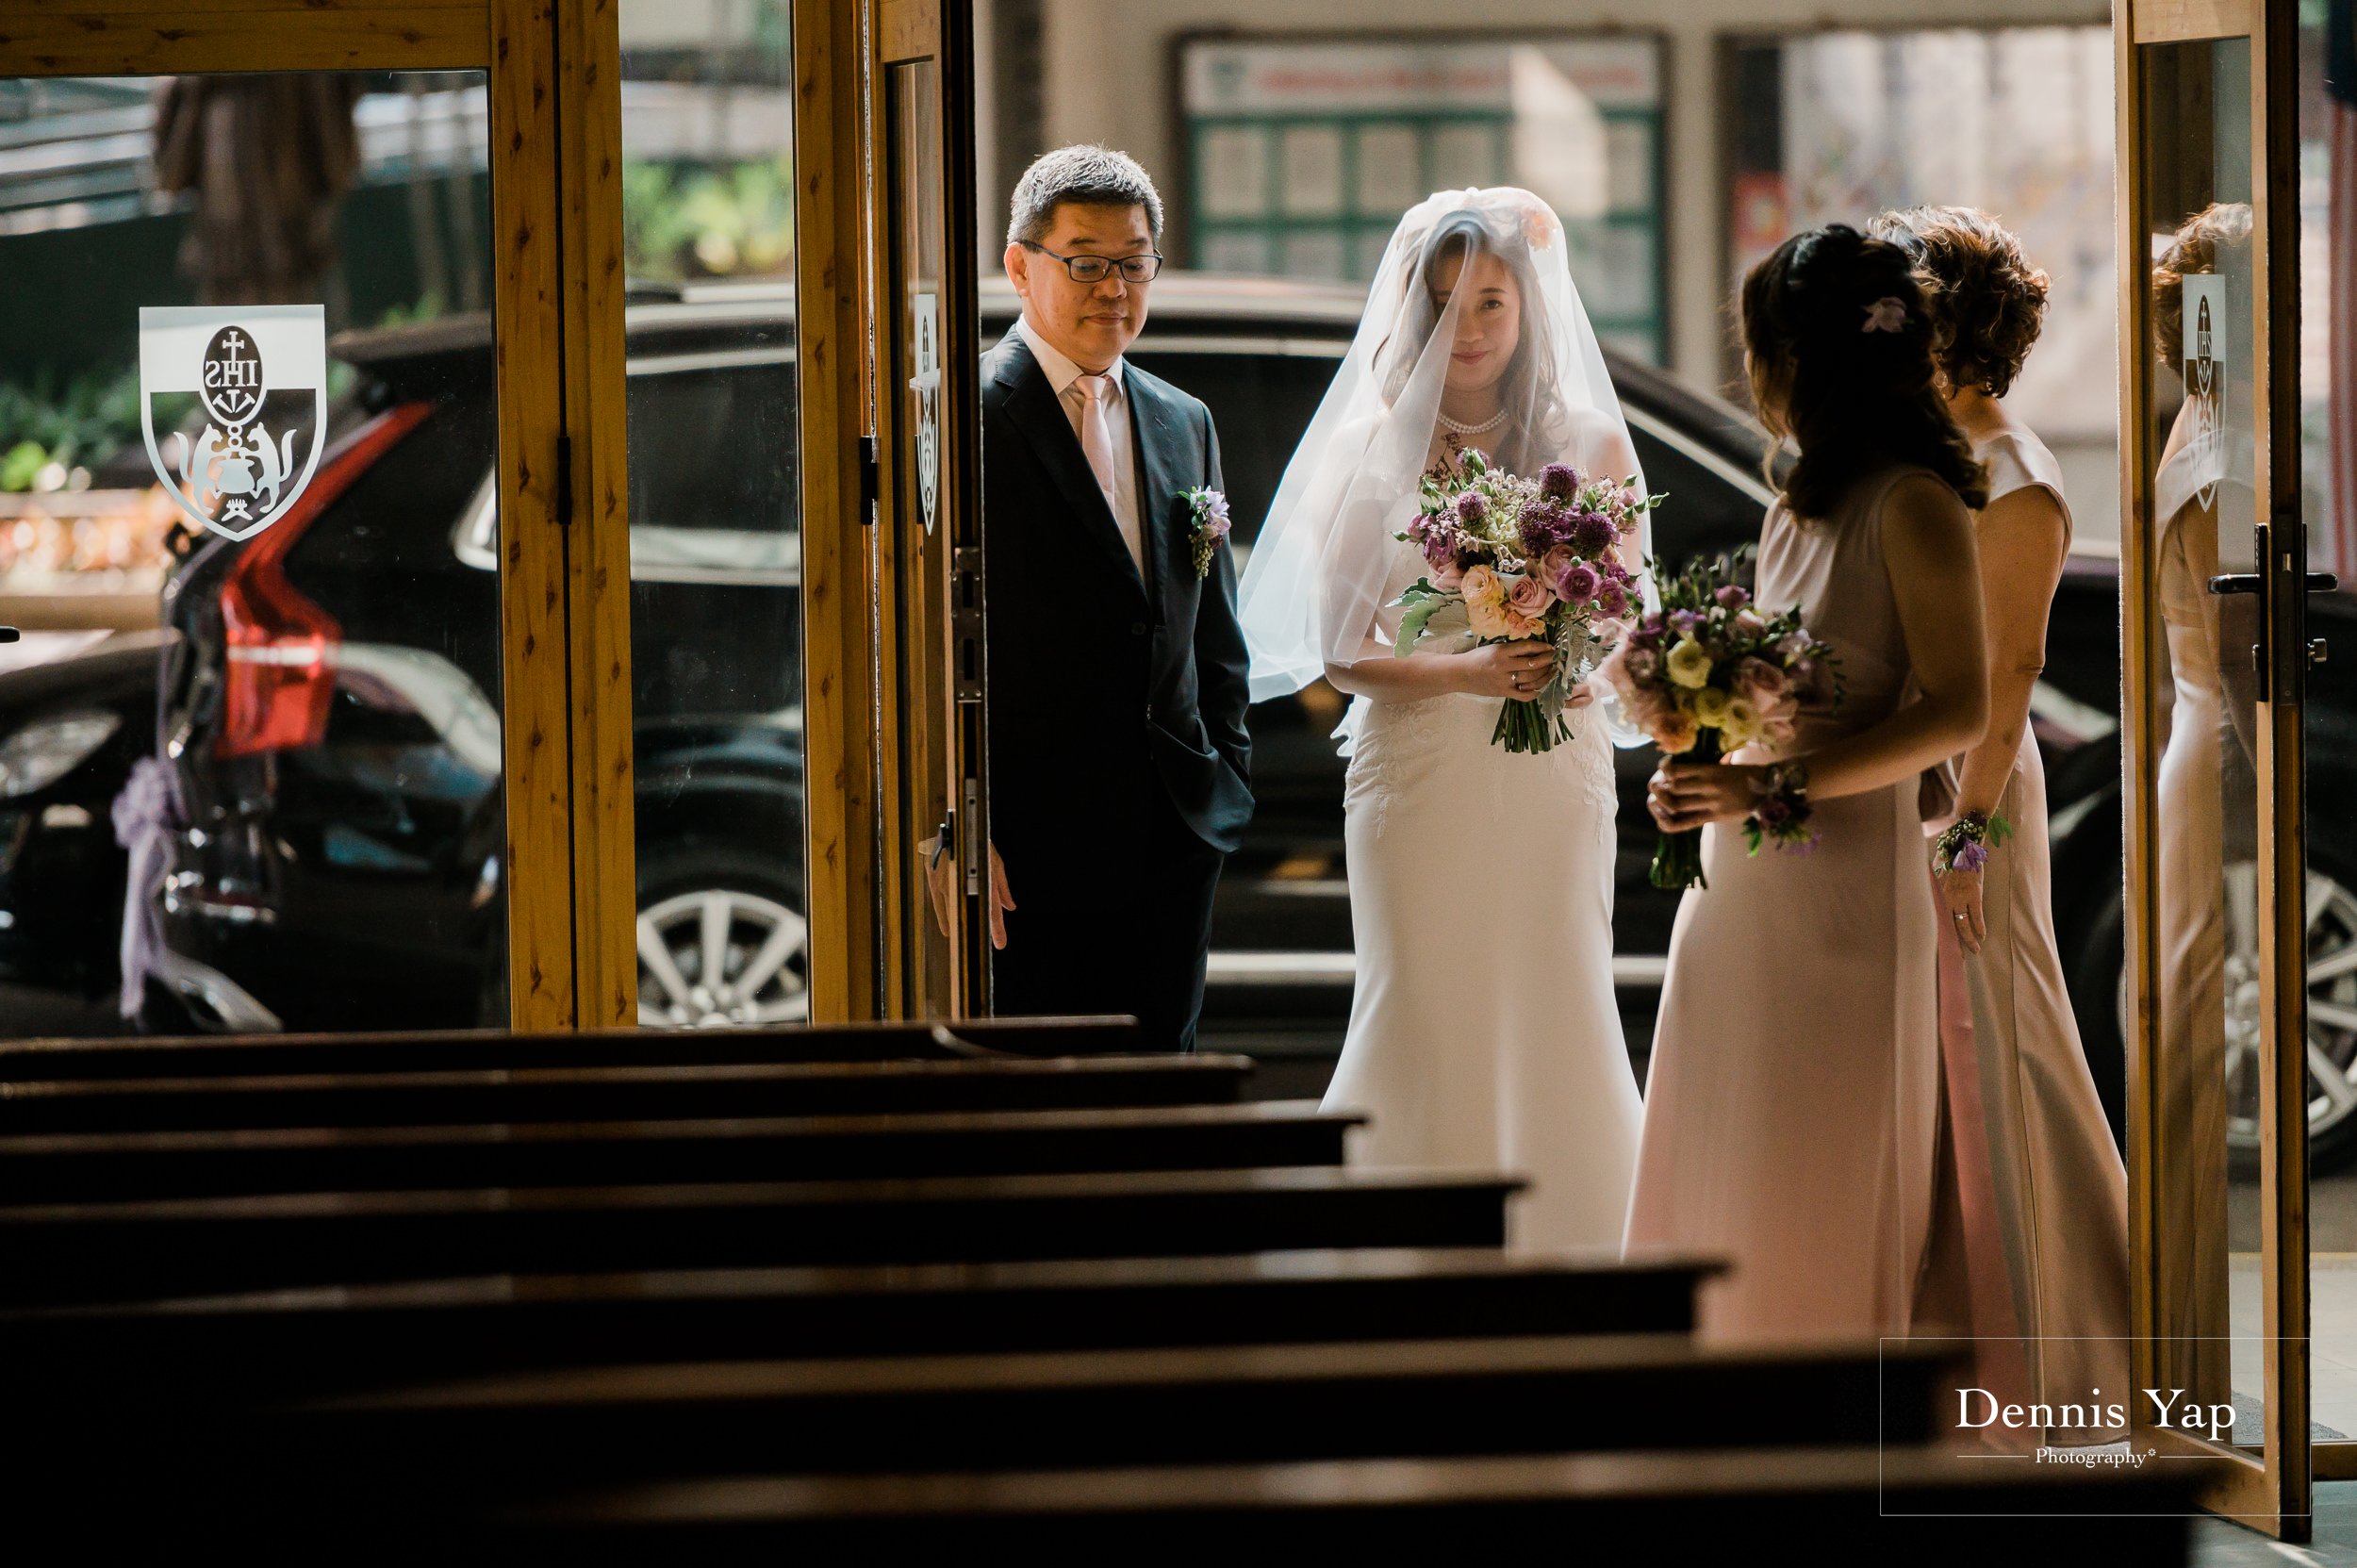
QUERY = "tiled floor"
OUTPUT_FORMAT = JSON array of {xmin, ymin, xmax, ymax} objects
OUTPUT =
[
  {"xmin": 2197, "ymin": 1483, "xmax": 2357, "ymax": 1564},
  {"xmin": 2231, "ymin": 1254, "xmax": 2357, "ymax": 1440}
]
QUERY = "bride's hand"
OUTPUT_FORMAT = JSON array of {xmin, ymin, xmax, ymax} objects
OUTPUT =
[
  {"xmin": 1647, "ymin": 758, "xmax": 1767, "ymax": 831},
  {"xmin": 1457, "ymin": 639, "xmax": 1556, "ymax": 699}
]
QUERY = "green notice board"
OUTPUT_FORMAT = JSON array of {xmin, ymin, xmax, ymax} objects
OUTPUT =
[{"xmin": 1180, "ymin": 35, "xmax": 1668, "ymax": 366}]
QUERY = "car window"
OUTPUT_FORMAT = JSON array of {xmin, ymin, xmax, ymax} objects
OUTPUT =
[
  {"xmin": 1128, "ymin": 341, "xmax": 1770, "ymax": 584},
  {"xmin": 1121, "ymin": 347, "xmax": 1342, "ymax": 551},
  {"xmin": 447, "ymin": 356, "xmax": 801, "ymax": 586},
  {"xmin": 283, "ymin": 388, "xmax": 499, "ymax": 671},
  {"xmin": 626, "ymin": 356, "xmax": 799, "ymax": 582},
  {"xmin": 1622, "ymin": 412, "xmax": 1773, "ymax": 573},
  {"xmin": 287, "ymin": 389, "xmax": 496, "ymax": 582}
]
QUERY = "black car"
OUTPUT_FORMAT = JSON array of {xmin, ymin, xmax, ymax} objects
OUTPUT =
[{"xmin": 5, "ymin": 275, "xmax": 2352, "ymax": 1165}]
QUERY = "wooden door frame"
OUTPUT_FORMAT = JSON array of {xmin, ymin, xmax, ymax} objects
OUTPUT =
[
  {"xmin": 792, "ymin": 0, "xmax": 883, "ymax": 1022},
  {"xmin": 0, "ymin": 0, "xmax": 634, "ymax": 1035},
  {"xmin": 2115, "ymin": 0, "xmax": 2310, "ymax": 1534},
  {"xmin": 792, "ymin": 0, "xmax": 984, "ymax": 1021},
  {"xmin": 871, "ymin": 0, "xmax": 987, "ymax": 1017}
]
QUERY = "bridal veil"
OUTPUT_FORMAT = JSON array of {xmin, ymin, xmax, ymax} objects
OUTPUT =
[{"xmin": 1235, "ymin": 186, "xmax": 1658, "ymax": 742}]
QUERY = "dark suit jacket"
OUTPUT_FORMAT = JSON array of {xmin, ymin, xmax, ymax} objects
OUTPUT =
[{"xmin": 980, "ymin": 333, "xmax": 1254, "ymax": 867}]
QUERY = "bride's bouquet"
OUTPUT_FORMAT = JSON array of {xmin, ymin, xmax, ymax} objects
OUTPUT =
[
  {"xmin": 1388, "ymin": 446, "xmax": 1661, "ymax": 753},
  {"xmin": 1601, "ymin": 552, "xmax": 1838, "ymax": 890}
]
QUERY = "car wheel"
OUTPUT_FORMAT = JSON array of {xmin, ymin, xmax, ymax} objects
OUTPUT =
[
  {"xmin": 2076, "ymin": 853, "xmax": 2357, "ymax": 1173},
  {"xmin": 635, "ymin": 852, "xmax": 809, "ymax": 1029}
]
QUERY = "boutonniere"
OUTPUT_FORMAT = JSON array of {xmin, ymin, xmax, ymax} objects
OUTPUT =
[{"xmin": 1184, "ymin": 487, "xmax": 1232, "ymax": 579}]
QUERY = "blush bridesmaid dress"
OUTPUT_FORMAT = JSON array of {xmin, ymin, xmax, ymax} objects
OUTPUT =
[
  {"xmin": 2146, "ymin": 413, "xmax": 2250, "ymax": 1406},
  {"xmin": 1928, "ymin": 427, "xmax": 2132, "ymax": 1435},
  {"xmin": 1623, "ymin": 464, "xmax": 1946, "ymax": 1340}
]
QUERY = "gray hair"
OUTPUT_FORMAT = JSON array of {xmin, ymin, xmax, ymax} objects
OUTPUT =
[{"xmin": 1006, "ymin": 144, "xmax": 1163, "ymax": 248}]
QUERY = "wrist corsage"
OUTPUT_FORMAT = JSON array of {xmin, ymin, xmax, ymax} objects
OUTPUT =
[
  {"xmin": 1742, "ymin": 762, "xmax": 1819, "ymax": 856},
  {"xmin": 1184, "ymin": 487, "xmax": 1232, "ymax": 579},
  {"xmin": 1932, "ymin": 810, "xmax": 2013, "ymax": 875}
]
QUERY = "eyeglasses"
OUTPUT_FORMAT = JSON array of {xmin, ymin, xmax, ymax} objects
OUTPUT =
[{"xmin": 1018, "ymin": 241, "xmax": 1163, "ymax": 285}]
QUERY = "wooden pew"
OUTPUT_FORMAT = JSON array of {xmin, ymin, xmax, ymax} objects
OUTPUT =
[
  {"xmin": 1, "ymin": 1166, "xmax": 1521, "ymax": 1308},
  {"xmin": 0, "ymin": 1052, "xmax": 1250, "ymax": 1136},
  {"xmin": 0, "ymin": 1100, "xmax": 1357, "ymax": 1203},
  {"xmin": 24, "ymin": 1337, "xmax": 1966, "ymax": 1532},
  {"xmin": 499, "ymin": 1449, "xmax": 2197, "ymax": 1558},
  {"xmin": 0, "ymin": 1016, "xmax": 1142, "ymax": 1082},
  {"xmin": 3, "ymin": 1250, "xmax": 1719, "ymax": 1405},
  {"xmin": 0, "ymin": 1009, "xmax": 2195, "ymax": 1556}
]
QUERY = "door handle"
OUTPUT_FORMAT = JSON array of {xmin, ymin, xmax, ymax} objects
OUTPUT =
[{"xmin": 2208, "ymin": 572, "xmax": 2338, "ymax": 596}]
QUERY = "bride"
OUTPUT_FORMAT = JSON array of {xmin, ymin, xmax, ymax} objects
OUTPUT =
[{"xmin": 1239, "ymin": 188, "xmax": 1654, "ymax": 1250}]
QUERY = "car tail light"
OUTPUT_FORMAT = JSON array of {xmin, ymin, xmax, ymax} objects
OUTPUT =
[{"xmin": 216, "ymin": 402, "xmax": 432, "ymax": 759}]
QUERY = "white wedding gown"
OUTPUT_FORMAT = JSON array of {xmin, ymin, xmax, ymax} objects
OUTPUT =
[{"xmin": 1321, "ymin": 530, "xmax": 1642, "ymax": 1253}]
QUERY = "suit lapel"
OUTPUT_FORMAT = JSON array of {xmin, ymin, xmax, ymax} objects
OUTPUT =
[
  {"xmin": 995, "ymin": 338, "xmax": 1146, "ymax": 597},
  {"xmin": 1129, "ymin": 371, "xmax": 1184, "ymax": 615}
]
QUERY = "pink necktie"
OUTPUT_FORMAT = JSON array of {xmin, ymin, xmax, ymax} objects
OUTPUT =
[{"xmin": 1073, "ymin": 373, "xmax": 1118, "ymax": 505}]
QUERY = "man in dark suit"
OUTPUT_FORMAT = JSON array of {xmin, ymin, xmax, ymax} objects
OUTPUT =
[{"xmin": 949, "ymin": 144, "xmax": 1253, "ymax": 1052}]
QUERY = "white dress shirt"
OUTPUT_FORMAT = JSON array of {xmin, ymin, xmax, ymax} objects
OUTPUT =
[{"xmin": 1016, "ymin": 313, "xmax": 1145, "ymax": 577}]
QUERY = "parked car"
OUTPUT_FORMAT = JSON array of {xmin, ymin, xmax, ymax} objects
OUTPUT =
[
  {"xmin": 0, "ymin": 631, "xmax": 167, "ymax": 1016},
  {"xmin": 6, "ymin": 273, "xmax": 2354, "ymax": 1167}
]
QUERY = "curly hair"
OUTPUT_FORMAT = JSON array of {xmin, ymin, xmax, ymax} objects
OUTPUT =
[
  {"xmin": 2149, "ymin": 201, "xmax": 2253, "ymax": 367},
  {"xmin": 1739, "ymin": 223, "xmax": 1988, "ymax": 520},
  {"xmin": 1867, "ymin": 206, "xmax": 2050, "ymax": 397}
]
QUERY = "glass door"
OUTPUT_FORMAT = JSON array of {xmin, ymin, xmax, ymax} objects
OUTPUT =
[
  {"xmin": 866, "ymin": 0, "xmax": 987, "ymax": 1017},
  {"xmin": 2119, "ymin": 0, "xmax": 2316, "ymax": 1535},
  {"xmin": 0, "ymin": 4, "xmax": 598, "ymax": 1039},
  {"xmin": 606, "ymin": 2, "xmax": 811, "ymax": 1032}
]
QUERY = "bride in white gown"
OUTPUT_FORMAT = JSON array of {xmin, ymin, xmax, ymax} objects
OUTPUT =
[{"xmin": 1239, "ymin": 189, "xmax": 1654, "ymax": 1251}]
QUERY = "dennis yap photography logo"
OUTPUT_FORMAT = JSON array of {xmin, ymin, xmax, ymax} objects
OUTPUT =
[
  {"xmin": 140, "ymin": 304, "xmax": 328, "ymax": 542},
  {"xmin": 1955, "ymin": 1384, "xmax": 2235, "ymax": 1463}
]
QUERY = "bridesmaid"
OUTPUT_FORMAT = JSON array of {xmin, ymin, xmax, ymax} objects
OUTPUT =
[
  {"xmin": 1626, "ymin": 224, "xmax": 1989, "ymax": 1341},
  {"xmin": 1870, "ymin": 206, "xmax": 2130, "ymax": 1436},
  {"xmin": 2143, "ymin": 202, "xmax": 2260, "ymax": 1406}
]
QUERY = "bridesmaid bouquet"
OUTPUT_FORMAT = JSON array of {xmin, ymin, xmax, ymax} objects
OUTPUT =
[
  {"xmin": 1388, "ymin": 445, "xmax": 1662, "ymax": 753},
  {"xmin": 1600, "ymin": 552, "xmax": 1838, "ymax": 890}
]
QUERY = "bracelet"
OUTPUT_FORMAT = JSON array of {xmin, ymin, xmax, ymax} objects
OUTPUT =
[
  {"xmin": 1749, "ymin": 761, "xmax": 1809, "ymax": 804},
  {"xmin": 1932, "ymin": 810, "xmax": 2013, "ymax": 875},
  {"xmin": 1741, "ymin": 762, "xmax": 1819, "ymax": 856}
]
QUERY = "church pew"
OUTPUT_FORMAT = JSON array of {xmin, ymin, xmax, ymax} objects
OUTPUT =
[
  {"xmin": 0, "ymin": 1016, "xmax": 1142, "ymax": 1082},
  {"xmin": 496, "ymin": 1448, "xmax": 2197, "ymax": 1560},
  {"xmin": 28, "ymin": 1337, "xmax": 1967, "ymax": 1529},
  {"xmin": 0, "ymin": 1052, "xmax": 1250, "ymax": 1136},
  {"xmin": 0, "ymin": 1100, "xmax": 1356, "ymax": 1204},
  {"xmin": 2, "ymin": 1249, "xmax": 1719, "ymax": 1406},
  {"xmin": 0, "ymin": 1166, "xmax": 1520, "ymax": 1308}
]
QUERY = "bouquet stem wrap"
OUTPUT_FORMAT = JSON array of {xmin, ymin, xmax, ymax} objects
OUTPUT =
[{"xmin": 1647, "ymin": 730, "xmax": 1721, "ymax": 891}]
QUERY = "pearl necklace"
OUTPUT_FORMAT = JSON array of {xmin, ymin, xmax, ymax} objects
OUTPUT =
[{"xmin": 1437, "ymin": 407, "xmax": 1508, "ymax": 437}]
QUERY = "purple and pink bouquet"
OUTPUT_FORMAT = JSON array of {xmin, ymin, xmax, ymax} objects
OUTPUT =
[
  {"xmin": 1389, "ymin": 444, "xmax": 1662, "ymax": 753},
  {"xmin": 1599, "ymin": 552, "xmax": 1838, "ymax": 890}
]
